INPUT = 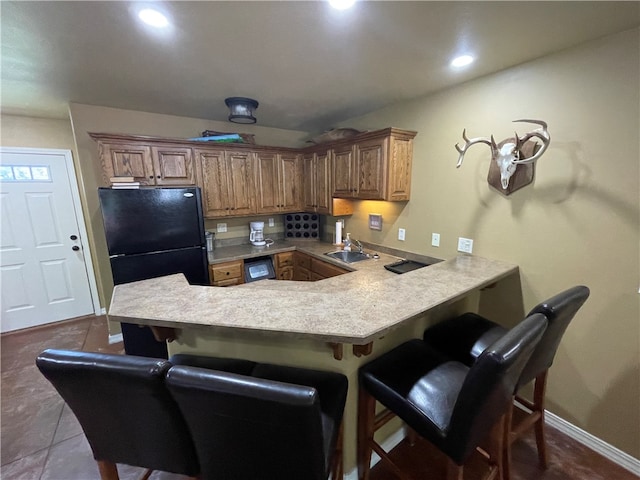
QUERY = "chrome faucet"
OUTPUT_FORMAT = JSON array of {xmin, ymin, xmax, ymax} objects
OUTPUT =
[{"xmin": 353, "ymin": 239, "xmax": 364, "ymax": 254}]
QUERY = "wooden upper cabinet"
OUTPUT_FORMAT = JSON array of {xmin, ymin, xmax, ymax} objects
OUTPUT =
[
  {"xmin": 355, "ymin": 137, "xmax": 387, "ymax": 199},
  {"xmin": 196, "ymin": 149, "xmax": 254, "ymax": 217},
  {"xmin": 279, "ymin": 153, "xmax": 302, "ymax": 212},
  {"xmin": 98, "ymin": 142, "xmax": 154, "ymax": 185},
  {"xmin": 93, "ymin": 137, "xmax": 196, "ymax": 187},
  {"xmin": 303, "ymin": 150, "xmax": 331, "ymax": 215},
  {"xmin": 332, "ymin": 144, "xmax": 356, "ymax": 197},
  {"xmin": 327, "ymin": 128, "xmax": 416, "ymax": 201},
  {"xmin": 151, "ymin": 146, "xmax": 196, "ymax": 185},
  {"xmin": 254, "ymin": 151, "xmax": 302, "ymax": 214},
  {"xmin": 226, "ymin": 151, "xmax": 254, "ymax": 216}
]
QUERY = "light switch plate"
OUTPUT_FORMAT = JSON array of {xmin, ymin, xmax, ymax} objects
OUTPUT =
[
  {"xmin": 268, "ymin": 218, "xmax": 275, "ymax": 227},
  {"xmin": 457, "ymin": 237, "xmax": 473, "ymax": 253},
  {"xmin": 217, "ymin": 223, "xmax": 227, "ymax": 233},
  {"xmin": 398, "ymin": 228, "xmax": 406, "ymax": 241}
]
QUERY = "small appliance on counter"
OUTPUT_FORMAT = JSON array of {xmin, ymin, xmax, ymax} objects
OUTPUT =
[{"xmin": 249, "ymin": 221, "xmax": 266, "ymax": 246}]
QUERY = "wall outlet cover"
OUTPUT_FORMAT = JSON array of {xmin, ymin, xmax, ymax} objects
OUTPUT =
[
  {"xmin": 398, "ymin": 228, "xmax": 406, "ymax": 241},
  {"xmin": 217, "ymin": 223, "xmax": 227, "ymax": 233},
  {"xmin": 431, "ymin": 233, "xmax": 440, "ymax": 247}
]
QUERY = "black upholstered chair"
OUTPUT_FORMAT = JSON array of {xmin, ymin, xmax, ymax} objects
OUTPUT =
[
  {"xmin": 422, "ymin": 286, "xmax": 590, "ymax": 479},
  {"xmin": 35, "ymin": 349, "xmax": 199, "ymax": 480},
  {"xmin": 358, "ymin": 313, "xmax": 547, "ymax": 480},
  {"xmin": 166, "ymin": 358, "xmax": 348, "ymax": 480}
]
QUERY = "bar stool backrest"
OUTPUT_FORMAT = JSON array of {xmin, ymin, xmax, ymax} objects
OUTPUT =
[
  {"xmin": 166, "ymin": 365, "xmax": 336, "ymax": 480},
  {"xmin": 518, "ymin": 285, "xmax": 590, "ymax": 389},
  {"xmin": 448, "ymin": 313, "xmax": 547, "ymax": 462},
  {"xmin": 35, "ymin": 349, "xmax": 199, "ymax": 476}
]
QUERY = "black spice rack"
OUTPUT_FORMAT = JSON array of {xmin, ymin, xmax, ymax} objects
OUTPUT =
[{"xmin": 285, "ymin": 213, "xmax": 319, "ymax": 239}]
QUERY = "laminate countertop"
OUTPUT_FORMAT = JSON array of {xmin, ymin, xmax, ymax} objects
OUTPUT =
[{"xmin": 108, "ymin": 241, "xmax": 518, "ymax": 345}]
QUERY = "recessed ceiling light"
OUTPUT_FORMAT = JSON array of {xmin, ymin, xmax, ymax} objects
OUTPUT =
[
  {"xmin": 138, "ymin": 8, "xmax": 169, "ymax": 28},
  {"xmin": 329, "ymin": 0, "xmax": 356, "ymax": 10},
  {"xmin": 451, "ymin": 55, "xmax": 475, "ymax": 68}
]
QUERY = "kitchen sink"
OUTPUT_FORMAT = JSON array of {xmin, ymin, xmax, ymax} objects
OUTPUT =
[{"xmin": 324, "ymin": 251, "xmax": 371, "ymax": 263}]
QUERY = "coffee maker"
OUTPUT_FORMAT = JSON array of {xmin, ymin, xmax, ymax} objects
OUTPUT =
[{"xmin": 249, "ymin": 221, "xmax": 266, "ymax": 246}]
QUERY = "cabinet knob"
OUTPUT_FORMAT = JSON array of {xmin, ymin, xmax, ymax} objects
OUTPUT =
[
  {"xmin": 157, "ymin": 175, "xmax": 161, "ymax": 179},
  {"xmin": 149, "ymin": 175, "xmax": 154, "ymax": 179}
]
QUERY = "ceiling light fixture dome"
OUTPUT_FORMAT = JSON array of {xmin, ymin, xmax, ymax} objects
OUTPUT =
[
  {"xmin": 225, "ymin": 97, "xmax": 259, "ymax": 124},
  {"xmin": 138, "ymin": 8, "xmax": 169, "ymax": 28},
  {"xmin": 329, "ymin": 0, "xmax": 356, "ymax": 10},
  {"xmin": 451, "ymin": 55, "xmax": 474, "ymax": 68}
]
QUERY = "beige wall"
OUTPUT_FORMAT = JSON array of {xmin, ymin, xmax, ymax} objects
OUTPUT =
[
  {"xmin": 336, "ymin": 28, "xmax": 640, "ymax": 457},
  {"xmin": 1, "ymin": 115, "xmax": 75, "ymax": 150}
]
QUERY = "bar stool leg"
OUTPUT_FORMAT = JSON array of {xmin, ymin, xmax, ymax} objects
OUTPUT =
[
  {"xmin": 97, "ymin": 460, "xmax": 119, "ymax": 480},
  {"xmin": 533, "ymin": 371, "xmax": 549, "ymax": 469},
  {"xmin": 357, "ymin": 386, "xmax": 376, "ymax": 480}
]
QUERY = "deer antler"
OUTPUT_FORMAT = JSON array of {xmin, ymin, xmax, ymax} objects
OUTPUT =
[
  {"xmin": 512, "ymin": 119, "xmax": 550, "ymax": 164},
  {"xmin": 455, "ymin": 129, "xmax": 495, "ymax": 168}
]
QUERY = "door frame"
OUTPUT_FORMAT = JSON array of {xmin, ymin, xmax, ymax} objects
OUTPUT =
[{"xmin": 0, "ymin": 146, "xmax": 102, "ymax": 317}]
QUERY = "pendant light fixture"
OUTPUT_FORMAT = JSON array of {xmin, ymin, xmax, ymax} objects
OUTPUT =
[{"xmin": 225, "ymin": 97, "xmax": 259, "ymax": 124}]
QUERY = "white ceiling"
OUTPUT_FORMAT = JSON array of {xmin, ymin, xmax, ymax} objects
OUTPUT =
[{"xmin": 2, "ymin": 1, "xmax": 638, "ymax": 133}]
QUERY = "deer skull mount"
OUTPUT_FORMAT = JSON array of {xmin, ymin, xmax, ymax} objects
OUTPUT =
[{"xmin": 455, "ymin": 119, "xmax": 551, "ymax": 195}]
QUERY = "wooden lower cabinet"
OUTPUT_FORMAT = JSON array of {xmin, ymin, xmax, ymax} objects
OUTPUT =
[
  {"xmin": 274, "ymin": 252, "xmax": 294, "ymax": 280},
  {"xmin": 210, "ymin": 260, "xmax": 244, "ymax": 286},
  {"xmin": 292, "ymin": 252, "xmax": 348, "ymax": 281}
]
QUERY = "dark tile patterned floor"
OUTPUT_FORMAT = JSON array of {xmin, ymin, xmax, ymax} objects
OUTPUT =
[{"xmin": 1, "ymin": 316, "xmax": 637, "ymax": 480}]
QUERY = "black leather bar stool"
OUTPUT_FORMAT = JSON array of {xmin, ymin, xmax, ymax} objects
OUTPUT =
[
  {"xmin": 358, "ymin": 313, "xmax": 547, "ymax": 480},
  {"xmin": 422, "ymin": 285, "xmax": 590, "ymax": 479},
  {"xmin": 166, "ymin": 357, "xmax": 348, "ymax": 480},
  {"xmin": 36, "ymin": 349, "xmax": 199, "ymax": 480}
]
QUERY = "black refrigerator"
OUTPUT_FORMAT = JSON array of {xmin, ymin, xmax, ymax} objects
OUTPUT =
[{"xmin": 98, "ymin": 187, "xmax": 210, "ymax": 358}]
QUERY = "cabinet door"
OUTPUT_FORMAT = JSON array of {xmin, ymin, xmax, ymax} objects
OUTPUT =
[
  {"xmin": 303, "ymin": 153, "xmax": 317, "ymax": 211},
  {"xmin": 279, "ymin": 153, "xmax": 302, "ymax": 212},
  {"xmin": 254, "ymin": 152, "xmax": 280, "ymax": 214},
  {"xmin": 197, "ymin": 150, "xmax": 231, "ymax": 217},
  {"xmin": 332, "ymin": 144, "xmax": 356, "ymax": 197},
  {"xmin": 226, "ymin": 151, "xmax": 255, "ymax": 216},
  {"xmin": 100, "ymin": 143, "xmax": 154, "ymax": 185},
  {"xmin": 386, "ymin": 136, "xmax": 413, "ymax": 201},
  {"xmin": 315, "ymin": 151, "xmax": 332, "ymax": 214},
  {"xmin": 356, "ymin": 138, "xmax": 387, "ymax": 199},
  {"xmin": 151, "ymin": 146, "xmax": 196, "ymax": 185}
]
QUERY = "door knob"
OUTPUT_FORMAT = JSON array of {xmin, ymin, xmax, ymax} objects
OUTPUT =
[
  {"xmin": 72, "ymin": 246, "xmax": 80, "ymax": 251},
  {"xmin": 70, "ymin": 235, "xmax": 78, "ymax": 240}
]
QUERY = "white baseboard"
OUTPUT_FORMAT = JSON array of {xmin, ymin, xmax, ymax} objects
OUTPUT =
[
  {"xmin": 108, "ymin": 333, "xmax": 123, "ymax": 345},
  {"xmin": 343, "ymin": 412, "xmax": 640, "ymax": 479},
  {"xmin": 545, "ymin": 410, "xmax": 640, "ymax": 475}
]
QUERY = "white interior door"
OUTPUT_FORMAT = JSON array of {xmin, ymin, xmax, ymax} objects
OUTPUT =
[{"xmin": 0, "ymin": 148, "xmax": 97, "ymax": 333}]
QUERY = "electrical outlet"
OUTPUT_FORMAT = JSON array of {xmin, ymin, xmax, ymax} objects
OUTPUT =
[
  {"xmin": 398, "ymin": 228, "xmax": 406, "ymax": 241},
  {"xmin": 457, "ymin": 237, "xmax": 473, "ymax": 253},
  {"xmin": 431, "ymin": 233, "xmax": 440, "ymax": 247},
  {"xmin": 217, "ymin": 223, "xmax": 227, "ymax": 233},
  {"xmin": 268, "ymin": 218, "xmax": 274, "ymax": 227}
]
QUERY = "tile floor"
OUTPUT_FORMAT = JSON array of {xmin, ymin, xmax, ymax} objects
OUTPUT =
[{"xmin": 1, "ymin": 315, "xmax": 637, "ymax": 480}]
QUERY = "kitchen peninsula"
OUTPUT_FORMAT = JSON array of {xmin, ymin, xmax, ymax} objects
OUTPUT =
[{"xmin": 108, "ymin": 242, "xmax": 519, "ymax": 474}]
